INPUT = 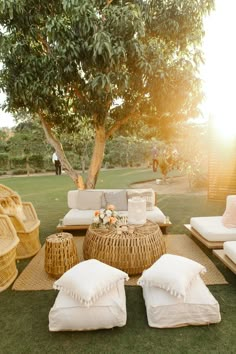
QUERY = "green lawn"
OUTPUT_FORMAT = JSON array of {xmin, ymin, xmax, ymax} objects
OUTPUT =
[{"xmin": 0, "ymin": 168, "xmax": 235, "ymax": 354}]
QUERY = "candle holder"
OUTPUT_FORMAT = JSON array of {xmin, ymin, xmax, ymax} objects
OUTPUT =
[{"xmin": 128, "ymin": 197, "xmax": 146, "ymax": 225}]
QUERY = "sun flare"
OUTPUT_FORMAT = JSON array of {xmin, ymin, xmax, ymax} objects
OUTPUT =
[{"xmin": 202, "ymin": 0, "xmax": 236, "ymax": 140}]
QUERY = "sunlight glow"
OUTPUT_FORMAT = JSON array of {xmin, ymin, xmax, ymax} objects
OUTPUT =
[{"xmin": 202, "ymin": 0, "xmax": 236, "ymax": 139}]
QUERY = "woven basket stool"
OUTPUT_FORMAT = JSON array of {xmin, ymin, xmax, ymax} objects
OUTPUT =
[
  {"xmin": 44, "ymin": 233, "xmax": 79, "ymax": 278},
  {"xmin": 83, "ymin": 221, "xmax": 166, "ymax": 275}
]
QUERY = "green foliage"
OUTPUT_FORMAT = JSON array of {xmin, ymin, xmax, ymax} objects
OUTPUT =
[
  {"xmin": 0, "ymin": 152, "xmax": 8, "ymax": 169},
  {"xmin": 9, "ymin": 156, "xmax": 26, "ymax": 168},
  {"xmin": 0, "ymin": 0, "xmax": 214, "ymax": 131},
  {"xmin": 11, "ymin": 168, "xmax": 28, "ymax": 175},
  {"xmin": 28, "ymin": 154, "xmax": 45, "ymax": 169}
]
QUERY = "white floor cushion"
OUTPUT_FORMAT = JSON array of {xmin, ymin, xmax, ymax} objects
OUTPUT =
[
  {"xmin": 190, "ymin": 216, "xmax": 236, "ymax": 242},
  {"xmin": 49, "ymin": 279, "xmax": 127, "ymax": 331},
  {"xmin": 224, "ymin": 241, "xmax": 236, "ymax": 264},
  {"xmin": 142, "ymin": 275, "xmax": 221, "ymax": 328}
]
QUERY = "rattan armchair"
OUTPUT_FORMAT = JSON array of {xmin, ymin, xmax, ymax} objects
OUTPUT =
[
  {"xmin": 0, "ymin": 215, "xmax": 19, "ymax": 292},
  {"xmin": 0, "ymin": 184, "xmax": 41, "ymax": 259}
]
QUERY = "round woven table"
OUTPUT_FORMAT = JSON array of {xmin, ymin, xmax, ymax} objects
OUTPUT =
[
  {"xmin": 44, "ymin": 232, "xmax": 78, "ymax": 278},
  {"xmin": 83, "ymin": 221, "xmax": 166, "ymax": 275}
]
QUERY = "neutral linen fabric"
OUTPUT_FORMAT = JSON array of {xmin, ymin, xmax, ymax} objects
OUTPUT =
[
  {"xmin": 190, "ymin": 216, "xmax": 236, "ymax": 242},
  {"xmin": 224, "ymin": 241, "xmax": 236, "ymax": 263},
  {"xmin": 67, "ymin": 190, "xmax": 103, "ymax": 210},
  {"xmin": 142, "ymin": 275, "xmax": 221, "ymax": 328},
  {"xmin": 138, "ymin": 254, "xmax": 206, "ymax": 299},
  {"xmin": 104, "ymin": 190, "xmax": 128, "ymax": 211},
  {"xmin": 53, "ymin": 259, "xmax": 129, "ymax": 306},
  {"xmin": 63, "ymin": 209, "xmax": 97, "ymax": 225},
  {"xmin": 222, "ymin": 195, "xmax": 236, "ymax": 228},
  {"xmin": 63, "ymin": 207, "xmax": 165, "ymax": 225},
  {"xmin": 49, "ymin": 279, "xmax": 127, "ymax": 331}
]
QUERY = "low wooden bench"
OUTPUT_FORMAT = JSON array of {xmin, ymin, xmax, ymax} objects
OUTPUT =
[
  {"xmin": 213, "ymin": 249, "xmax": 236, "ymax": 274},
  {"xmin": 184, "ymin": 224, "xmax": 224, "ymax": 249},
  {"xmin": 57, "ymin": 221, "xmax": 172, "ymax": 235}
]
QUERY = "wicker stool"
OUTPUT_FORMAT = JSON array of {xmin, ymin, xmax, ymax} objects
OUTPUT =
[
  {"xmin": 44, "ymin": 233, "xmax": 78, "ymax": 278},
  {"xmin": 83, "ymin": 221, "xmax": 166, "ymax": 275},
  {"xmin": 0, "ymin": 215, "xmax": 19, "ymax": 292}
]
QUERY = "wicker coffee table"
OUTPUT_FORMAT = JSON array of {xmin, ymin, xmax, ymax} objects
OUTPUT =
[{"xmin": 83, "ymin": 221, "xmax": 166, "ymax": 275}]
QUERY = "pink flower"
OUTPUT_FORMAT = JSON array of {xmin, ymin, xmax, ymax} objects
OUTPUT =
[
  {"xmin": 107, "ymin": 204, "xmax": 115, "ymax": 210},
  {"xmin": 110, "ymin": 216, "xmax": 117, "ymax": 224}
]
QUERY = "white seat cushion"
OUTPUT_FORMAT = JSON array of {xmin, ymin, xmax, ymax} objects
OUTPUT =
[
  {"xmin": 63, "ymin": 207, "xmax": 166, "ymax": 226},
  {"xmin": 49, "ymin": 279, "xmax": 127, "ymax": 331},
  {"xmin": 142, "ymin": 275, "xmax": 221, "ymax": 328},
  {"xmin": 146, "ymin": 207, "xmax": 166, "ymax": 223},
  {"xmin": 190, "ymin": 216, "xmax": 236, "ymax": 242},
  {"xmin": 224, "ymin": 241, "xmax": 236, "ymax": 264},
  {"xmin": 63, "ymin": 209, "xmax": 97, "ymax": 225}
]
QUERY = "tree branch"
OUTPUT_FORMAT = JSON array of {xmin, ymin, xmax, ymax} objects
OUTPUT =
[
  {"xmin": 38, "ymin": 112, "xmax": 85, "ymax": 189},
  {"xmin": 106, "ymin": 97, "xmax": 141, "ymax": 138}
]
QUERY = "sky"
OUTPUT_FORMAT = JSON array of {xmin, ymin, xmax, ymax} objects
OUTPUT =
[{"xmin": 0, "ymin": 0, "xmax": 235, "ymax": 129}]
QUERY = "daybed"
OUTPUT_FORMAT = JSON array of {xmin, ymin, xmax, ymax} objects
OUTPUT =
[
  {"xmin": 185, "ymin": 217, "xmax": 236, "ymax": 249},
  {"xmin": 185, "ymin": 195, "xmax": 236, "ymax": 249},
  {"xmin": 57, "ymin": 188, "xmax": 171, "ymax": 233}
]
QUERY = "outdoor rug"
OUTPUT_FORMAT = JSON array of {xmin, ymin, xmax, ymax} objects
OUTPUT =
[{"xmin": 12, "ymin": 234, "xmax": 228, "ymax": 291}]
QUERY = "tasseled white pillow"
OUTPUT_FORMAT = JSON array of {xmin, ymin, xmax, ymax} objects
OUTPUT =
[
  {"xmin": 53, "ymin": 259, "xmax": 129, "ymax": 307},
  {"xmin": 137, "ymin": 254, "xmax": 206, "ymax": 299}
]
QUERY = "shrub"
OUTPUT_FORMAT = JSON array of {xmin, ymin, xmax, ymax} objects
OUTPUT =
[
  {"xmin": 0, "ymin": 153, "xmax": 9, "ymax": 169},
  {"xmin": 11, "ymin": 168, "xmax": 28, "ymax": 175}
]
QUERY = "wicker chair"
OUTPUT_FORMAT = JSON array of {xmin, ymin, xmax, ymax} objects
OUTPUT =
[
  {"xmin": 0, "ymin": 214, "xmax": 19, "ymax": 292},
  {"xmin": 0, "ymin": 184, "xmax": 41, "ymax": 259}
]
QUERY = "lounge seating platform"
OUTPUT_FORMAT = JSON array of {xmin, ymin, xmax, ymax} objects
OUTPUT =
[{"xmin": 213, "ymin": 249, "xmax": 236, "ymax": 275}]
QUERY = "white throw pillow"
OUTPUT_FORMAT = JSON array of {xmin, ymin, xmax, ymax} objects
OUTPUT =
[
  {"xmin": 104, "ymin": 190, "xmax": 128, "ymax": 210},
  {"xmin": 53, "ymin": 259, "xmax": 129, "ymax": 306},
  {"xmin": 137, "ymin": 254, "xmax": 206, "ymax": 299},
  {"xmin": 77, "ymin": 191, "xmax": 103, "ymax": 210},
  {"xmin": 222, "ymin": 195, "xmax": 236, "ymax": 228}
]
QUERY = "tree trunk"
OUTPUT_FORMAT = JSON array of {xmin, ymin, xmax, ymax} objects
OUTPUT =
[
  {"xmin": 39, "ymin": 114, "xmax": 84, "ymax": 189},
  {"xmin": 86, "ymin": 125, "xmax": 106, "ymax": 189}
]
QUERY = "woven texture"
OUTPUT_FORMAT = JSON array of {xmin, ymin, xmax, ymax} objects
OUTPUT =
[
  {"xmin": 45, "ymin": 233, "xmax": 79, "ymax": 278},
  {"xmin": 0, "ymin": 184, "xmax": 41, "ymax": 259},
  {"xmin": 83, "ymin": 221, "xmax": 166, "ymax": 275},
  {"xmin": 12, "ymin": 234, "xmax": 228, "ymax": 291},
  {"xmin": 0, "ymin": 215, "xmax": 19, "ymax": 292}
]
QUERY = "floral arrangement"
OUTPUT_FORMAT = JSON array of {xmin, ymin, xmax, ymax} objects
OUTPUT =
[{"xmin": 93, "ymin": 204, "xmax": 120, "ymax": 228}]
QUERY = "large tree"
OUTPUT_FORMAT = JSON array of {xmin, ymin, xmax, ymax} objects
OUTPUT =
[{"xmin": 0, "ymin": 0, "xmax": 214, "ymax": 188}]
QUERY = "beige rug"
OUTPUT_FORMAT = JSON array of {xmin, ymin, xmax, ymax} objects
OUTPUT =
[{"xmin": 12, "ymin": 234, "xmax": 227, "ymax": 291}]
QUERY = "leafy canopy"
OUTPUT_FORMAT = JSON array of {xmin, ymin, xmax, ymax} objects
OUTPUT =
[{"xmin": 0, "ymin": 0, "xmax": 214, "ymax": 135}]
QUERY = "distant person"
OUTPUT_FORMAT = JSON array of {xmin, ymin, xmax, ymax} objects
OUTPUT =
[
  {"xmin": 151, "ymin": 145, "xmax": 159, "ymax": 172},
  {"xmin": 52, "ymin": 151, "xmax": 61, "ymax": 175}
]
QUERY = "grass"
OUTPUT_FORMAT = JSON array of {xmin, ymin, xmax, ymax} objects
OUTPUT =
[{"xmin": 0, "ymin": 168, "xmax": 236, "ymax": 354}]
